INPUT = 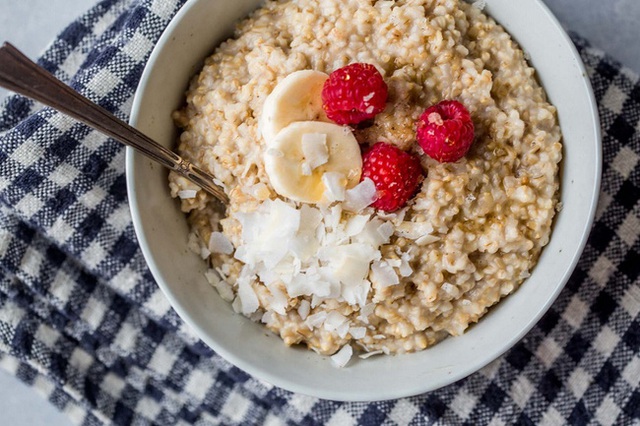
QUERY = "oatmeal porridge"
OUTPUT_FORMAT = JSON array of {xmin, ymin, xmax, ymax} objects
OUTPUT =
[{"xmin": 169, "ymin": 0, "xmax": 562, "ymax": 361}]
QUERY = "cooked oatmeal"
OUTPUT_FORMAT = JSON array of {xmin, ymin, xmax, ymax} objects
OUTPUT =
[{"xmin": 169, "ymin": 0, "xmax": 562, "ymax": 357}]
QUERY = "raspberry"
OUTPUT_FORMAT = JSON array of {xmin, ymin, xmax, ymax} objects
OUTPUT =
[
  {"xmin": 416, "ymin": 100, "xmax": 475, "ymax": 163},
  {"xmin": 361, "ymin": 142, "xmax": 424, "ymax": 212},
  {"xmin": 322, "ymin": 63, "xmax": 388, "ymax": 126}
]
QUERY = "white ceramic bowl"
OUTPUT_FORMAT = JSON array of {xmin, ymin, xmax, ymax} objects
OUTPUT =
[{"xmin": 126, "ymin": 0, "xmax": 601, "ymax": 401}]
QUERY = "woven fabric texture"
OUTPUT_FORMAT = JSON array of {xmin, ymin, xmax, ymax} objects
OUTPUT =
[{"xmin": 0, "ymin": 1, "xmax": 639, "ymax": 425}]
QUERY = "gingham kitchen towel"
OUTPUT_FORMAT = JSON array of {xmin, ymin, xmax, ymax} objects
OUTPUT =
[{"xmin": 0, "ymin": 0, "xmax": 639, "ymax": 424}]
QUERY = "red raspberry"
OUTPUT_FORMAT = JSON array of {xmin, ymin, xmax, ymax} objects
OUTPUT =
[
  {"xmin": 322, "ymin": 63, "xmax": 388, "ymax": 125},
  {"xmin": 416, "ymin": 100, "xmax": 475, "ymax": 163},
  {"xmin": 361, "ymin": 142, "xmax": 424, "ymax": 212}
]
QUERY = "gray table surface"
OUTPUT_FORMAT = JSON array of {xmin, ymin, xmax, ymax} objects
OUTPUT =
[{"xmin": 0, "ymin": 0, "xmax": 639, "ymax": 424}]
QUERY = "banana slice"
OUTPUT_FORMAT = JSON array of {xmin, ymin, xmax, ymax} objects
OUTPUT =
[
  {"xmin": 264, "ymin": 121, "xmax": 362, "ymax": 204},
  {"xmin": 260, "ymin": 70, "xmax": 331, "ymax": 143}
]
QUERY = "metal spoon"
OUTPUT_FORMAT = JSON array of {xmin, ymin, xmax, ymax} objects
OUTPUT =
[{"xmin": 0, "ymin": 42, "xmax": 229, "ymax": 205}]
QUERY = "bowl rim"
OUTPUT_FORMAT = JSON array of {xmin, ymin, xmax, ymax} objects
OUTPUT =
[{"xmin": 126, "ymin": 0, "xmax": 602, "ymax": 401}]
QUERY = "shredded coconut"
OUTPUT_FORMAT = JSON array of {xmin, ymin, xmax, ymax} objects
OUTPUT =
[{"xmin": 231, "ymin": 198, "xmax": 393, "ymax": 309}]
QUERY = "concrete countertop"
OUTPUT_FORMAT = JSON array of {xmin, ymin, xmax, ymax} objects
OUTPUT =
[{"xmin": 0, "ymin": 0, "xmax": 638, "ymax": 425}]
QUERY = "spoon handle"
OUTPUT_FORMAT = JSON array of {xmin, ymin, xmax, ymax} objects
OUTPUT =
[{"xmin": 0, "ymin": 42, "xmax": 228, "ymax": 204}]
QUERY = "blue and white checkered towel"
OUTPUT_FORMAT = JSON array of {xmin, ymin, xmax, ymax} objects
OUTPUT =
[{"xmin": 1, "ymin": 0, "xmax": 639, "ymax": 424}]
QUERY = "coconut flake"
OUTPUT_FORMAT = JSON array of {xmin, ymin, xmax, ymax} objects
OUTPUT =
[
  {"xmin": 236, "ymin": 271, "xmax": 259, "ymax": 315},
  {"xmin": 318, "ymin": 243, "xmax": 378, "ymax": 286},
  {"xmin": 299, "ymin": 204, "xmax": 324, "ymax": 234},
  {"xmin": 354, "ymin": 218, "xmax": 393, "ymax": 247},
  {"xmin": 387, "ymin": 259, "xmax": 401, "ymax": 268},
  {"xmin": 359, "ymin": 350, "xmax": 384, "ymax": 359},
  {"xmin": 268, "ymin": 285, "xmax": 288, "ymax": 315},
  {"xmin": 217, "ymin": 264, "xmax": 230, "ymax": 280},
  {"xmin": 298, "ymin": 299, "xmax": 311, "ymax": 320},
  {"xmin": 178, "ymin": 189, "xmax": 198, "ymax": 199},
  {"xmin": 377, "ymin": 207, "xmax": 407, "ymax": 224},
  {"xmin": 416, "ymin": 234, "xmax": 441, "ymax": 245},
  {"xmin": 377, "ymin": 222, "xmax": 394, "ymax": 242},
  {"xmin": 344, "ymin": 214, "xmax": 370, "ymax": 237},
  {"xmin": 337, "ymin": 322, "xmax": 351, "ymax": 338},
  {"xmin": 187, "ymin": 232, "xmax": 201, "ymax": 255},
  {"xmin": 358, "ymin": 303, "xmax": 376, "ymax": 323},
  {"xmin": 324, "ymin": 311, "xmax": 349, "ymax": 332},
  {"xmin": 200, "ymin": 246, "xmax": 211, "ymax": 260},
  {"xmin": 258, "ymin": 268, "xmax": 281, "ymax": 287},
  {"xmin": 261, "ymin": 311, "xmax": 275, "ymax": 325},
  {"xmin": 205, "ymin": 270, "xmax": 236, "ymax": 302},
  {"xmin": 214, "ymin": 281, "xmax": 235, "ymax": 302},
  {"xmin": 286, "ymin": 270, "xmax": 331, "ymax": 298},
  {"xmin": 322, "ymin": 172, "xmax": 346, "ymax": 202},
  {"xmin": 310, "ymin": 294, "xmax": 325, "ymax": 309},
  {"xmin": 305, "ymin": 311, "xmax": 327, "ymax": 329},
  {"xmin": 349, "ymin": 327, "xmax": 367, "ymax": 339},
  {"xmin": 342, "ymin": 279, "xmax": 371, "ymax": 307},
  {"xmin": 243, "ymin": 182, "xmax": 270, "ymax": 200},
  {"xmin": 302, "ymin": 133, "xmax": 329, "ymax": 170},
  {"xmin": 289, "ymin": 205, "xmax": 323, "ymax": 261},
  {"xmin": 399, "ymin": 252, "xmax": 413, "ymax": 277},
  {"xmin": 235, "ymin": 199, "xmax": 301, "ymax": 268},
  {"xmin": 287, "ymin": 234, "xmax": 317, "ymax": 265},
  {"xmin": 324, "ymin": 204, "xmax": 343, "ymax": 233},
  {"xmin": 231, "ymin": 296, "xmax": 243, "ymax": 313},
  {"xmin": 205, "ymin": 270, "xmax": 219, "ymax": 284},
  {"xmin": 272, "ymin": 259, "xmax": 298, "ymax": 285},
  {"xmin": 343, "ymin": 178, "xmax": 377, "ymax": 212},
  {"xmin": 395, "ymin": 221, "xmax": 434, "ymax": 239},
  {"xmin": 371, "ymin": 260, "xmax": 399, "ymax": 287},
  {"xmin": 331, "ymin": 344, "xmax": 353, "ymax": 368},
  {"xmin": 209, "ymin": 232, "xmax": 234, "ymax": 255}
]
